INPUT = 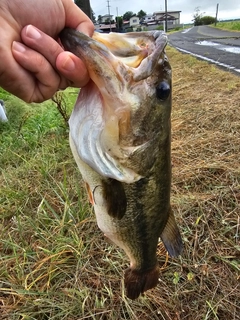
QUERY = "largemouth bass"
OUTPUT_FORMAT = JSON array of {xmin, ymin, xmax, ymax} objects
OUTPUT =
[{"xmin": 60, "ymin": 29, "xmax": 183, "ymax": 300}]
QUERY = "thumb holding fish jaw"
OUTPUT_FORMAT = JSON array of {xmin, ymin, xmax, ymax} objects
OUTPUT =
[
  {"xmin": 56, "ymin": 51, "xmax": 90, "ymax": 88},
  {"xmin": 1, "ymin": 0, "xmax": 94, "ymax": 103},
  {"xmin": 12, "ymin": 27, "xmax": 90, "ymax": 103},
  {"xmin": 12, "ymin": 25, "xmax": 91, "ymax": 102}
]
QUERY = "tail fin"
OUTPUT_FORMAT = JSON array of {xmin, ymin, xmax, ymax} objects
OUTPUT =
[
  {"xmin": 160, "ymin": 208, "xmax": 183, "ymax": 257},
  {"xmin": 124, "ymin": 264, "xmax": 159, "ymax": 300}
]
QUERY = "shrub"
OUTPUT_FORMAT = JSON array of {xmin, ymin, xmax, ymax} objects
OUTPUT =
[{"xmin": 194, "ymin": 15, "xmax": 217, "ymax": 26}]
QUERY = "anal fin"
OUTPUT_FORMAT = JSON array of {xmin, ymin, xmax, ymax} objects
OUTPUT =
[{"xmin": 160, "ymin": 208, "xmax": 183, "ymax": 257}]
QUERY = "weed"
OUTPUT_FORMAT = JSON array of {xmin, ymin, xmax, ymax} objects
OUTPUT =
[
  {"xmin": 213, "ymin": 20, "xmax": 240, "ymax": 31},
  {"xmin": 1, "ymin": 46, "xmax": 240, "ymax": 319}
]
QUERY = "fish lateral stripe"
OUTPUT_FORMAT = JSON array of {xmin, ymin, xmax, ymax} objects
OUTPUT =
[{"xmin": 124, "ymin": 264, "xmax": 159, "ymax": 300}]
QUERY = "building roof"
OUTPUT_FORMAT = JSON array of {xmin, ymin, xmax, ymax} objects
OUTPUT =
[
  {"xmin": 153, "ymin": 10, "xmax": 181, "ymax": 14},
  {"xmin": 101, "ymin": 14, "xmax": 113, "ymax": 18},
  {"xmin": 157, "ymin": 13, "xmax": 177, "ymax": 21},
  {"xmin": 96, "ymin": 23, "xmax": 116, "ymax": 30}
]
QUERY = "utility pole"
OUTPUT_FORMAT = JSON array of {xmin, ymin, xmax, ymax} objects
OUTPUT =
[
  {"xmin": 107, "ymin": 0, "xmax": 112, "ymax": 32},
  {"xmin": 165, "ymin": 0, "xmax": 168, "ymax": 33},
  {"xmin": 215, "ymin": 3, "xmax": 219, "ymax": 26},
  {"xmin": 116, "ymin": 7, "xmax": 119, "ymax": 31}
]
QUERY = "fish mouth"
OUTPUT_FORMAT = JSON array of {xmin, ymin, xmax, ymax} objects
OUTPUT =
[
  {"xmin": 59, "ymin": 29, "xmax": 168, "ymax": 183},
  {"xmin": 60, "ymin": 28, "xmax": 168, "ymax": 90}
]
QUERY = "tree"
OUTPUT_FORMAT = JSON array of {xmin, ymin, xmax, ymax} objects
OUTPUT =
[
  {"xmin": 200, "ymin": 16, "xmax": 217, "ymax": 25},
  {"xmin": 192, "ymin": 7, "xmax": 204, "ymax": 26},
  {"xmin": 137, "ymin": 10, "xmax": 146, "ymax": 20},
  {"xmin": 74, "ymin": 0, "xmax": 91, "ymax": 19},
  {"xmin": 123, "ymin": 11, "xmax": 135, "ymax": 21},
  {"xmin": 115, "ymin": 16, "xmax": 123, "ymax": 30},
  {"xmin": 192, "ymin": 8, "xmax": 217, "ymax": 26},
  {"xmin": 105, "ymin": 18, "xmax": 115, "ymax": 25},
  {"xmin": 98, "ymin": 15, "xmax": 103, "ymax": 24},
  {"xmin": 91, "ymin": 10, "xmax": 96, "ymax": 24},
  {"xmin": 74, "ymin": 0, "xmax": 96, "ymax": 23}
]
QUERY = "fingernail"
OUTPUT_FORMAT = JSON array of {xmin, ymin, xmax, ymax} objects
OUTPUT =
[
  {"xmin": 12, "ymin": 41, "xmax": 26, "ymax": 53},
  {"xmin": 62, "ymin": 56, "xmax": 75, "ymax": 71},
  {"xmin": 26, "ymin": 25, "xmax": 41, "ymax": 39}
]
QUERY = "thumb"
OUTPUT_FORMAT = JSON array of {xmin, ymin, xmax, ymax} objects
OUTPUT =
[{"xmin": 62, "ymin": 0, "xmax": 94, "ymax": 36}]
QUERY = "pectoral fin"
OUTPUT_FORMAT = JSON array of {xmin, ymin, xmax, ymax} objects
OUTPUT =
[
  {"xmin": 160, "ymin": 208, "xmax": 183, "ymax": 257},
  {"xmin": 102, "ymin": 179, "xmax": 127, "ymax": 220}
]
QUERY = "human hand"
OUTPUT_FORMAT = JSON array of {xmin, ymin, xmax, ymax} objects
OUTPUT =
[{"xmin": 0, "ymin": 0, "xmax": 94, "ymax": 103}]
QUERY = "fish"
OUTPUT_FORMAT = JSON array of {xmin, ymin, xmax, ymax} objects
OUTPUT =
[{"xmin": 60, "ymin": 28, "xmax": 183, "ymax": 300}]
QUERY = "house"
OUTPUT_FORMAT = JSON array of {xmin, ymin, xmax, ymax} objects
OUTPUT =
[
  {"xmin": 142, "ymin": 14, "xmax": 155, "ymax": 24},
  {"xmin": 129, "ymin": 16, "xmax": 140, "ymax": 27},
  {"xmin": 100, "ymin": 14, "xmax": 114, "ymax": 23},
  {"xmin": 122, "ymin": 20, "xmax": 130, "ymax": 32},
  {"xmin": 122, "ymin": 17, "xmax": 142, "ymax": 32},
  {"xmin": 153, "ymin": 11, "xmax": 181, "ymax": 26},
  {"xmin": 95, "ymin": 23, "xmax": 117, "ymax": 33}
]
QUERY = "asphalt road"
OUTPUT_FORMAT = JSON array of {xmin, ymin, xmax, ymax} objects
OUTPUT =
[{"xmin": 168, "ymin": 26, "xmax": 240, "ymax": 74}]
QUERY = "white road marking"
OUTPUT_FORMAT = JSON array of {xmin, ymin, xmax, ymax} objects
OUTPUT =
[
  {"xmin": 196, "ymin": 40, "xmax": 240, "ymax": 54},
  {"xmin": 175, "ymin": 46, "xmax": 240, "ymax": 73}
]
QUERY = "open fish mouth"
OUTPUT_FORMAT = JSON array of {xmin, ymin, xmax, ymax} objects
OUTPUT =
[
  {"xmin": 60, "ymin": 29, "xmax": 168, "ymax": 183},
  {"xmin": 60, "ymin": 29, "xmax": 183, "ymax": 300}
]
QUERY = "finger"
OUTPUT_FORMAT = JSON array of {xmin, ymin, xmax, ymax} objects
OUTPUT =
[
  {"xmin": 21, "ymin": 25, "xmax": 89, "ymax": 88},
  {"xmin": 21, "ymin": 25, "xmax": 63, "ymax": 72},
  {"xmin": 56, "ymin": 51, "xmax": 89, "ymax": 87},
  {"xmin": 62, "ymin": 0, "xmax": 94, "ymax": 36},
  {"xmin": 12, "ymin": 41, "xmax": 65, "ymax": 102},
  {"xmin": 0, "ymin": 43, "xmax": 42, "ymax": 103}
]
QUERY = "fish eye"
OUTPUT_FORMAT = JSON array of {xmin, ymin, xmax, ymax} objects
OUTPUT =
[{"xmin": 156, "ymin": 81, "xmax": 171, "ymax": 100}]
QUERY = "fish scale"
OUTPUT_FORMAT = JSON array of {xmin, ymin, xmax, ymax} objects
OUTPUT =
[{"xmin": 60, "ymin": 28, "xmax": 183, "ymax": 300}]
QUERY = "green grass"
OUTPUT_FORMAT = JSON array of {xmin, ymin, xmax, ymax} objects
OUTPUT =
[
  {"xmin": 1, "ymin": 47, "xmax": 240, "ymax": 319},
  {"xmin": 0, "ymin": 88, "xmax": 98, "ymax": 319},
  {"xmin": 213, "ymin": 20, "xmax": 240, "ymax": 31}
]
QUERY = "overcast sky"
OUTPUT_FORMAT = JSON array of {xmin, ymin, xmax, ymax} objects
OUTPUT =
[{"xmin": 90, "ymin": 0, "xmax": 240, "ymax": 24}]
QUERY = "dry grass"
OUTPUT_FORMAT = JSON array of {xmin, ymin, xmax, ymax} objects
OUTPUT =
[
  {"xmin": 169, "ymin": 47, "xmax": 240, "ymax": 319},
  {"xmin": 0, "ymin": 47, "xmax": 239, "ymax": 319}
]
